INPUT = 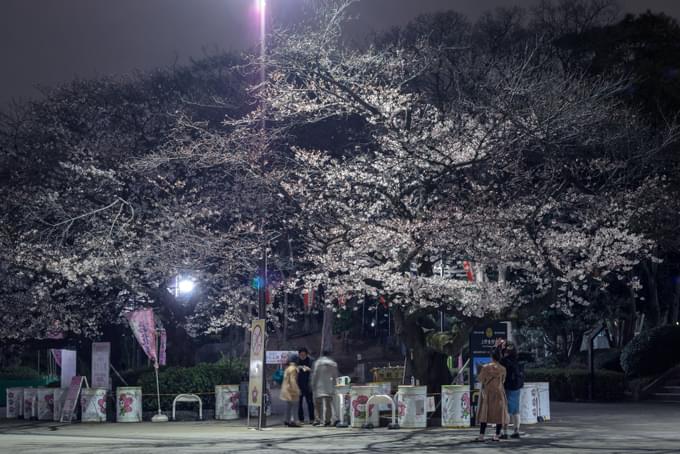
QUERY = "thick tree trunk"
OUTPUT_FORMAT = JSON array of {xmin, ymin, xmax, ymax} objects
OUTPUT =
[
  {"xmin": 642, "ymin": 260, "xmax": 660, "ymax": 327},
  {"xmin": 320, "ymin": 304, "xmax": 334, "ymax": 354}
]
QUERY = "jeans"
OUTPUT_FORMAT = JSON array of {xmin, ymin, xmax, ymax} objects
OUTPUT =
[
  {"xmin": 298, "ymin": 388, "xmax": 314, "ymax": 421},
  {"xmin": 284, "ymin": 401, "xmax": 297, "ymax": 423}
]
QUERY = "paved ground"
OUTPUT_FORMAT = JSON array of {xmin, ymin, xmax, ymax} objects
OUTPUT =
[{"xmin": 0, "ymin": 402, "xmax": 679, "ymax": 453}]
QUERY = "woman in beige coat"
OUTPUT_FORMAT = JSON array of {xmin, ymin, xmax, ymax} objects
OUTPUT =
[
  {"xmin": 281, "ymin": 358, "xmax": 301, "ymax": 427},
  {"xmin": 475, "ymin": 350, "xmax": 509, "ymax": 442}
]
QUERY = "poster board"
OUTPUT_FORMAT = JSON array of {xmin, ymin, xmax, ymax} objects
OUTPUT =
[
  {"xmin": 248, "ymin": 319, "xmax": 266, "ymax": 407},
  {"xmin": 60, "ymin": 349, "xmax": 77, "ymax": 388},
  {"xmin": 91, "ymin": 342, "xmax": 111, "ymax": 389},
  {"xmin": 265, "ymin": 350, "xmax": 296, "ymax": 365},
  {"xmin": 60, "ymin": 375, "xmax": 88, "ymax": 423}
]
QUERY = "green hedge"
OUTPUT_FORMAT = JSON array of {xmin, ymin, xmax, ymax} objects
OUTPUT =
[
  {"xmin": 620, "ymin": 325, "xmax": 680, "ymax": 377},
  {"xmin": 525, "ymin": 368, "xmax": 625, "ymax": 401},
  {"xmin": 137, "ymin": 360, "xmax": 245, "ymax": 411},
  {"xmin": 0, "ymin": 366, "xmax": 40, "ymax": 379}
]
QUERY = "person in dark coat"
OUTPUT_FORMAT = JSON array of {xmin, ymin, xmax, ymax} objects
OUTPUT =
[
  {"xmin": 498, "ymin": 340, "xmax": 523, "ymax": 439},
  {"xmin": 297, "ymin": 347, "xmax": 315, "ymax": 423}
]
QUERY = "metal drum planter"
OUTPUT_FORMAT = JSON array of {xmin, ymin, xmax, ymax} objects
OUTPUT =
[
  {"xmin": 215, "ymin": 385, "xmax": 240, "ymax": 420},
  {"xmin": 23, "ymin": 388, "xmax": 37, "ymax": 420},
  {"xmin": 37, "ymin": 388, "xmax": 55, "ymax": 421},
  {"xmin": 349, "ymin": 385, "xmax": 378, "ymax": 428},
  {"xmin": 536, "ymin": 382, "xmax": 551, "ymax": 421},
  {"xmin": 53, "ymin": 388, "xmax": 67, "ymax": 421},
  {"xmin": 6, "ymin": 388, "xmax": 23, "ymax": 418},
  {"xmin": 116, "ymin": 387, "xmax": 142, "ymax": 422},
  {"xmin": 519, "ymin": 383, "xmax": 539, "ymax": 425},
  {"xmin": 441, "ymin": 385, "xmax": 471, "ymax": 428},
  {"xmin": 81, "ymin": 388, "xmax": 107, "ymax": 422},
  {"xmin": 396, "ymin": 385, "xmax": 427, "ymax": 428}
]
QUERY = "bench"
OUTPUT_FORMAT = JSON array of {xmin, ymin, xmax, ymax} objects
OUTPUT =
[{"xmin": 172, "ymin": 394, "xmax": 203, "ymax": 421}]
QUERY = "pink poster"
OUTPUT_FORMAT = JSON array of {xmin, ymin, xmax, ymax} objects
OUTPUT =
[
  {"xmin": 125, "ymin": 309, "xmax": 158, "ymax": 367},
  {"xmin": 159, "ymin": 329, "xmax": 167, "ymax": 366}
]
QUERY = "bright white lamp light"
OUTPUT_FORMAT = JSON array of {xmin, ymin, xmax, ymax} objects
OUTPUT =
[{"xmin": 178, "ymin": 279, "xmax": 195, "ymax": 294}]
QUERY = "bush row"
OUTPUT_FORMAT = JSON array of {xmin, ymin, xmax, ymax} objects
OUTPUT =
[
  {"xmin": 137, "ymin": 360, "xmax": 245, "ymax": 411},
  {"xmin": 620, "ymin": 325, "xmax": 680, "ymax": 377},
  {"xmin": 525, "ymin": 368, "xmax": 625, "ymax": 401}
]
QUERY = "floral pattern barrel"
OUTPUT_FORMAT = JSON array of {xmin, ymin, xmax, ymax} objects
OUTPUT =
[
  {"xmin": 6, "ymin": 387, "xmax": 24, "ymax": 418},
  {"xmin": 441, "ymin": 385, "xmax": 471, "ymax": 428},
  {"xmin": 536, "ymin": 382, "xmax": 551, "ymax": 421},
  {"xmin": 396, "ymin": 385, "xmax": 427, "ymax": 428},
  {"xmin": 349, "ymin": 385, "xmax": 377, "ymax": 428},
  {"xmin": 81, "ymin": 388, "xmax": 107, "ymax": 422},
  {"xmin": 23, "ymin": 388, "xmax": 37, "ymax": 420},
  {"xmin": 215, "ymin": 385, "xmax": 240, "ymax": 420},
  {"xmin": 37, "ymin": 388, "xmax": 55, "ymax": 421},
  {"xmin": 53, "ymin": 388, "xmax": 67, "ymax": 422},
  {"xmin": 520, "ymin": 383, "xmax": 539, "ymax": 425},
  {"xmin": 116, "ymin": 387, "xmax": 142, "ymax": 422}
]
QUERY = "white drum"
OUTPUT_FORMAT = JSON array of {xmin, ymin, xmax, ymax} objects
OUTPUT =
[
  {"xmin": 37, "ymin": 388, "xmax": 55, "ymax": 421},
  {"xmin": 441, "ymin": 385, "xmax": 471, "ymax": 428},
  {"xmin": 6, "ymin": 387, "xmax": 23, "ymax": 418},
  {"xmin": 536, "ymin": 382, "xmax": 551, "ymax": 421},
  {"xmin": 53, "ymin": 388, "xmax": 67, "ymax": 422},
  {"xmin": 116, "ymin": 387, "xmax": 142, "ymax": 422},
  {"xmin": 396, "ymin": 385, "xmax": 427, "ymax": 428},
  {"xmin": 81, "ymin": 388, "xmax": 107, "ymax": 422},
  {"xmin": 23, "ymin": 388, "xmax": 37, "ymax": 419},
  {"xmin": 520, "ymin": 383, "xmax": 539, "ymax": 425},
  {"xmin": 335, "ymin": 384, "xmax": 351, "ymax": 424},
  {"xmin": 215, "ymin": 385, "xmax": 240, "ymax": 420},
  {"xmin": 349, "ymin": 385, "xmax": 378, "ymax": 428}
]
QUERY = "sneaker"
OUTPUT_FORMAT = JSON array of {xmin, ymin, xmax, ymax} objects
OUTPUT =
[
  {"xmin": 324, "ymin": 422, "xmax": 332, "ymax": 427},
  {"xmin": 312, "ymin": 421, "xmax": 322, "ymax": 427},
  {"xmin": 499, "ymin": 434, "xmax": 508, "ymax": 440},
  {"xmin": 510, "ymin": 432, "xmax": 520, "ymax": 439}
]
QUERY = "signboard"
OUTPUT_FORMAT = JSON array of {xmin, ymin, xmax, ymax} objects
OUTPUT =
[
  {"xmin": 266, "ymin": 350, "xmax": 296, "ymax": 365},
  {"xmin": 469, "ymin": 321, "xmax": 509, "ymax": 425},
  {"xmin": 248, "ymin": 319, "xmax": 266, "ymax": 407},
  {"xmin": 60, "ymin": 375, "xmax": 88, "ymax": 422},
  {"xmin": 91, "ymin": 342, "xmax": 111, "ymax": 389},
  {"xmin": 60, "ymin": 349, "xmax": 77, "ymax": 388}
]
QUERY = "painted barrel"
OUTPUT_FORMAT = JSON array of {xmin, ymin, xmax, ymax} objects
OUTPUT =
[
  {"xmin": 116, "ymin": 387, "xmax": 142, "ymax": 422},
  {"xmin": 396, "ymin": 385, "xmax": 427, "ymax": 428},
  {"xmin": 519, "ymin": 383, "xmax": 539, "ymax": 425},
  {"xmin": 335, "ymin": 384, "xmax": 351, "ymax": 425},
  {"xmin": 6, "ymin": 387, "xmax": 23, "ymax": 418},
  {"xmin": 215, "ymin": 385, "xmax": 240, "ymax": 420},
  {"xmin": 349, "ymin": 385, "xmax": 378, "ymax": 428},
  {"xmin": 81, "ymin": 388, "xmax": 107, "ymax": 422},
  {"xmin": 53, "ymin": 388, "xmax": 67, "ymax": 422},
  {"xmin": 37, "ymin": 388, "xmax": 55, "ymax": 421},
  {"xmin": 441, "ymin": 385, "xmax": 471, "ymax": 428},
  {"xmin": 23, "ymin": 388, "xmax": 37, "ymax": 419},
  {"xmin": 536, "ymin": 382, "xmax": 551, "ymax": 421}
]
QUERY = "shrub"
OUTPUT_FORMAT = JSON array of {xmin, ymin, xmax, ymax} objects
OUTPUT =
[
  {"xmin": 525, "ymin": 368, "xmax": 625, "ymax": 401},
  {"xmin": 137, "ymin": 360, "xmax": 245, "ymax": 411},
  {"xmin": 0, "ymin": 366, "xmax": 40, "ymax": 379},
  {"xmin": 620, "ymin": 325, "xmax": 680, "ymax": 377}
]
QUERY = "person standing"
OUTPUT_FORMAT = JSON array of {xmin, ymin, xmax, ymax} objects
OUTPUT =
[
  {"xmin": 474, "ymin": 350, "xmax": 509, "ymax": 442},
  {"xmin": 281, "ymin": 356, "xmax": 301, "ymax": 427},
  {"xmin": 499, "ymin": 341, "xmax": 523, "ymax": 439},
  {"xmin": 297, "ymin": 347, "xmax": 315, "ymax": 423},
  {"xmin": 311, "ymin": 350, "xmax": 339, "ymax": 426}
]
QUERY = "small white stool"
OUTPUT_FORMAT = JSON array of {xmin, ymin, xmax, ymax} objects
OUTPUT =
[{"xmin": 172, "ymin": 394, "xmax": 203, "ymax": 421}]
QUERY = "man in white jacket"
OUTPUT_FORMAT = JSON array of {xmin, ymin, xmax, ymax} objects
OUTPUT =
[{"xmin": 311, "ymin": 350, "xmax": 339, "ymax": 426}]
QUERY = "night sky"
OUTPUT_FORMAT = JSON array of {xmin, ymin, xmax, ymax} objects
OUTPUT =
[{"xmin": 1, "ymin": 0, "xmax": 679, "ymax": 109}]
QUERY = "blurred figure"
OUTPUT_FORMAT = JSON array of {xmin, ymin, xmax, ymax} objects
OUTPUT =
[
  {"xmin": 297, "ymin": 347, "xmax": 314, "ymax": 423},
  {"xmin": 311, "ymin": 350, "xmax": 339, "ymax": 426},
  {"xmin": 281, "ymin": 355, "xmax": 301, "ymax": 427}
]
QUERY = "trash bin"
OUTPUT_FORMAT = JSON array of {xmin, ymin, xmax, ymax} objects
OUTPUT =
[
  {"xmin": 215, "ymin": 385, "xmax": 240, "ymax": 420},
  {"xmin": 81, "ymin": 388, "xmax": 107, "ymax": 422},
  {"xmin": 349, "ymin": 385, "xmax": 378, "ymax": 428},
  {"xmin": 6, "ymin": 388, "xmax": 23, "ymax": 418},
  {"xmin": 53, "ymin": 388, "xmax": 66, "ymax": 421},
  {"xmin": 536, "ymin": 382, "xmax": 550, "ymax": 421},
  {"xmin": 37, "ymin": 388, "xmax": 55, "ymax": 421},
  {"xmin": 116, "ymin": 387, "xmax": 142, "ymax": 422},
  {"xmin": 23, "ymin": 388, "xmax": 37, "ymax": 420},
  {"xmin": 520, "ymin": 383, "xmax": 539, "ymax": 425},
  {"xmin": 441, "ymin": 385, "xmax": 471, "ymax": 428},
  {"xmin": 335, "ymin": 384, "xmax": 351, "ymax": 425},
  {"xmin": 396, "ymin": 385, "xmax": 427, "ymax": 428}
]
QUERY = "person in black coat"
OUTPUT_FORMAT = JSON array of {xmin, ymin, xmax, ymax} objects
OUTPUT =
[
  {"xmin": 296, "ymin": 347, "xmax": 315, "ymax": 423},
  {"xmin": 496, "ymin": 340, "xmax": 523, "ymax": 439}
]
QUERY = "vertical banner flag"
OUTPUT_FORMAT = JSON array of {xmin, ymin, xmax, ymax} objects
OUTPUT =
[
  {"xmin": 463, "ymin": 261, "xmax": 475, "ymax": 282},
  {"xmin": 248, "ymin": 319, "xmax": 266, "ymax": 408},
  {"xmin": 125, "ymin": 309, "xmax": 158, "ymax": 368},
  {"xmin": 60, "ymin": 349, "xmax": 77, "ymax": 389},
  {"xmin": 91, "ymin": 342, "xmax": 111, "ymax": 389},
  {"xmin": 303, "ymin": 288, "xmax": 314, "ymax": 312},
  {"xmin": 159, "ymin": 329, "xmax": 167, "ymax": 366}
]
